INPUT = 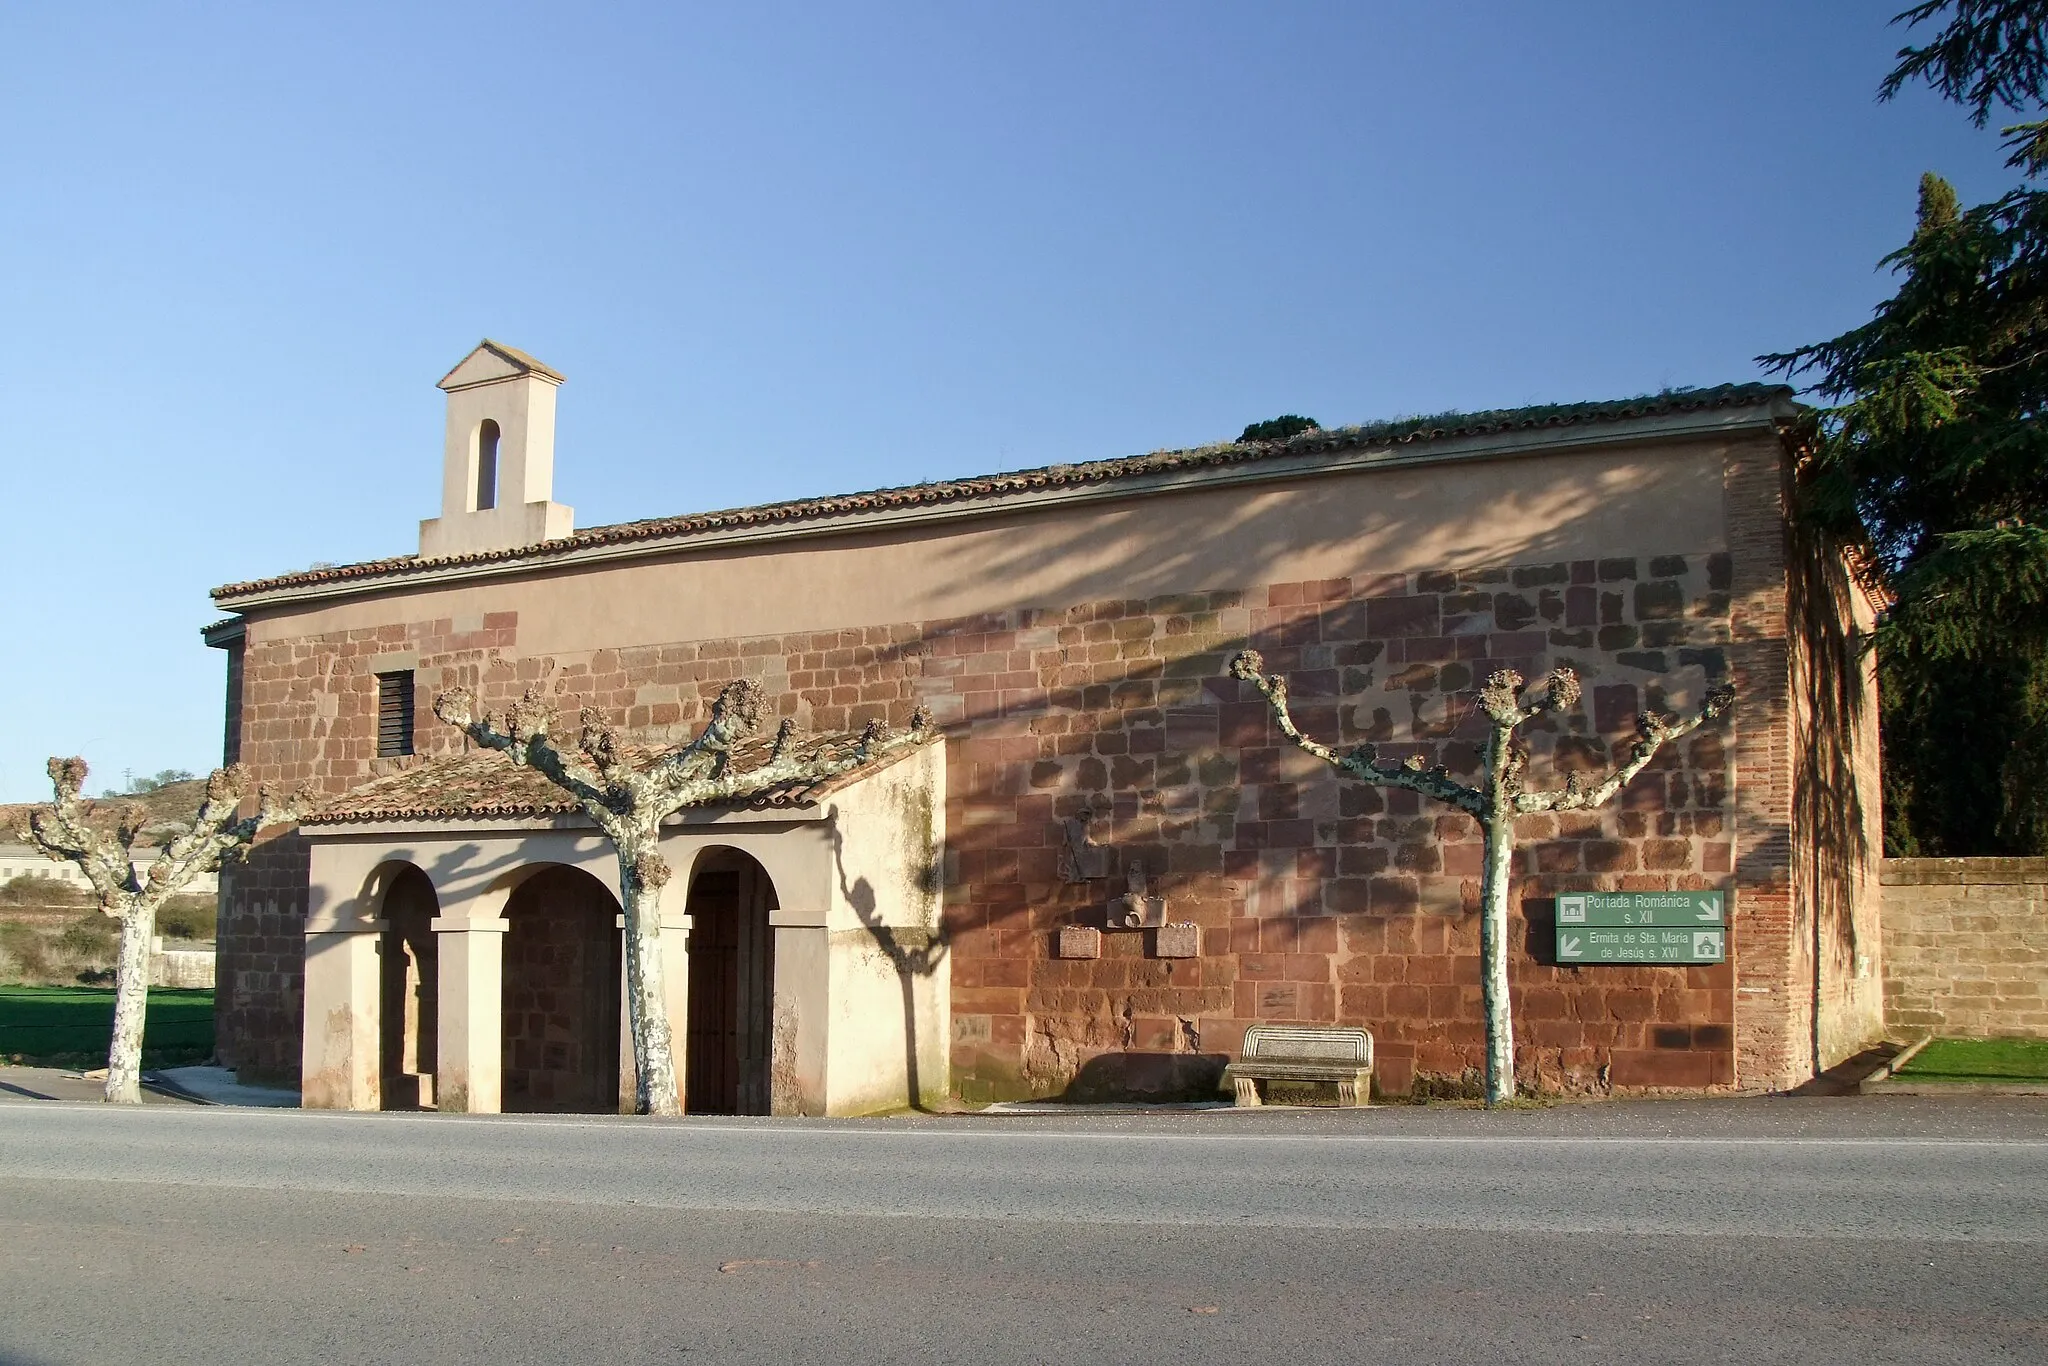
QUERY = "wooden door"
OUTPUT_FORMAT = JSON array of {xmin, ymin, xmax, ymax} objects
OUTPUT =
[
  {"xmin": 686, "ymin": 871, "xmax": 740, "ymax": 1113},
  {"xmin": 685, "ymin": 859, "xmax": 775, "ymax": 1115}
]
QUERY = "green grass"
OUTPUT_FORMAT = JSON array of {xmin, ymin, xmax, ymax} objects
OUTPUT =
[
  {"xmin": 0, "ymin": 986, "xmax": 214, "ymax": 1066},
  {"xmin": 1894, "ymin": 1037, "xmax": 2048, "ymax": 1084}
]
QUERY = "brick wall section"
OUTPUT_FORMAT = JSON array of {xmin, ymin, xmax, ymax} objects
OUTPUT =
[
  {"xmin": 1721, "ymin": 440, "xmax": 1805, "ymax": 1091},
  {"xmin": 1881, "ymin": 858, "xmax": 2048, "ymax": 1039},
  {"xmin": 214, "ymin": 836, "xmax": 308, "ymax": 1082},
  {"xmin": 219, "ymin": 545, "xmax": 1767, "ymax": 1096}
]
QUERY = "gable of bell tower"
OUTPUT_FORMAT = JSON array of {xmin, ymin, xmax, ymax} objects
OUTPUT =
[{"xmin": 418, "ymin": 340, "xmax": 574, "ymax": 560}]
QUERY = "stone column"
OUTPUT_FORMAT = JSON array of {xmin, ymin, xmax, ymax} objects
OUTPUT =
[
  {"xmin": 770, "ymin": 923, "xmax": 828, "ymax": 1116},
  {"xmin": 616, "ymin": 919, "xmax": 634, "ymax": 1114},
  {"xmin": 433, "ymin": 916, "xmax": 508, "ymax": 1114},
  {"xmin": 301, "ymin": 919, "xmax": 384, "ymax": 1111}
]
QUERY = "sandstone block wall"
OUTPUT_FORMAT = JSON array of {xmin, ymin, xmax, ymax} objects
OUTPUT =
[
  {"xmin": 1881, "ymin": 858, "xmax": 2048, "ymax": 1039},
  {"xmin": 218, "ymin": 551, "xmax": 1764, "ymax": 1096}
]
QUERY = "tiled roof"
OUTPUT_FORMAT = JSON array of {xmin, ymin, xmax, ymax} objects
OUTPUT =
[
  {"xmin": 214, "ymin": 383, "xmax": 1794, "ymax": 603},
  {"xmin": 302, "ymin": 729, "xmax": 923, "ymax": 826}
]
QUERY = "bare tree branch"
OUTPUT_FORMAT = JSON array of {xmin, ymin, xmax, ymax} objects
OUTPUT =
[
  {"xmin": 1229, "ymin": 650, "xmax": 1484, "ymax": 814},
  {"xmin": 1515, "ymin": 683, "xmax": 1735, "ymax": 814}
]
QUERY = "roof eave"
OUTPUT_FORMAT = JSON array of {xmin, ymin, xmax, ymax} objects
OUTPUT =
[
  {"xmin": 299, "ymin": 801, "xmax": 831, "ymax": 836},
  {"xmin": 215, "ymin": 395, "xmax": 1798, "ymax": 615},
  {"xmin": 201, "ymin": 617, "xmax": 246, "ymax": 648}
]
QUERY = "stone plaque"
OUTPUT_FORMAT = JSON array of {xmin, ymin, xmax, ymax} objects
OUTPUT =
[
  {"xmin": 1057, "ymin": 925, "xmax": 1103, "ymax": 959},
  {"xmin": 1153, "ymin": 923, "xmax": 1199, "ymax": 959}
]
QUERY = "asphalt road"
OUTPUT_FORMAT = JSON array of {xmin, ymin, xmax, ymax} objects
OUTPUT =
[{"xmin": 0, "ymin": 1097, "xmax": 2042, "ymax": 1365}]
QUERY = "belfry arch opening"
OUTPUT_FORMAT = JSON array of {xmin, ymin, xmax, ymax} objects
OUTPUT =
[
  {"xmin": 474, "ymin": 418, "xmax": 500, "ymax": 511},
  {"xmin": 685, "ymin": 849, "xmax": 777, "ymax": 1115},
  {"xmin": 377, "ymin": 865, "xmax": 438, "ymax": 1111},
  {"xmin": 500, "ymin": 865, "xmax": 622, "ymax": 1113}
]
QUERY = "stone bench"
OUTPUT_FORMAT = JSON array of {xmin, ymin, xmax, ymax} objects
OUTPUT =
[{"xmin": 1221, "ymin": 1024, "xmax": 1374, "ymax": 1107}]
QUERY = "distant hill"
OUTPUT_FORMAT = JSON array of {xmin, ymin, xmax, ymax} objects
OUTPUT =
[{"xmin": 0, "ymin": 777, "xmax": 213, "ymax": 843}]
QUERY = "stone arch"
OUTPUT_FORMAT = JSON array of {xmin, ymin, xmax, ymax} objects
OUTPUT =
[
  {"xmin": 373, "ymin": 862, "xmax": 438, "ymax": 1111},
  {"xmin": 683, "ymin": 846, "xmax": 778, "ymax": 1115},
  {"xmin": 499, "ymin": 863, "xmax": 623, "ymax": 1113}
]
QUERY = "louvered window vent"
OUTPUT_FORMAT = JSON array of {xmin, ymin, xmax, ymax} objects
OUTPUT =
[{"xmin": 377, "ymin": 671, "xmax": 416, "ymax": 758}]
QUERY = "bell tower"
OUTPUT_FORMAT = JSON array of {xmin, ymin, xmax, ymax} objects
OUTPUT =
[{"xmin": 418, "ymin": 340, "xmax": 575, "ymax": 559}]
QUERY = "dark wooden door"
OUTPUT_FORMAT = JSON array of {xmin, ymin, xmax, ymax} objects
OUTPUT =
[
  {"xmin": 686, "ymin": 871, "xmax": 740, "ymax": 1113},
  {"xmin": 685, "ymin": 860, "xmax": 775, "ymax": 1115}
]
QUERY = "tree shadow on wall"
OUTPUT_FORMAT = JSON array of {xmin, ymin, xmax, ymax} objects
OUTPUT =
[
  {"xmin": 930, "ymin": 435, "xmax": 1678, "ymax": 616},
  {"xmin": 1788, "ymin": 515, "xmax": 1876, "ymax": 1039},
  {"xmin": 827, "ymin": 811, "xmax": 949, "ymax": 1112}
]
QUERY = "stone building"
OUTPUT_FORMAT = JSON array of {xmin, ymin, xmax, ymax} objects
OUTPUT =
[{"xmin": 204, "ymin": 340, "xmax": 1884, "ymax": 1112}]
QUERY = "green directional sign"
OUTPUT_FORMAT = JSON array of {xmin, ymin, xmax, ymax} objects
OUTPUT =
[
  {"xmin": 1556, "ymin": 891, "xmax": 1726, "ymax": 928},
  {"xmin": 1555, "ymin": 924, "xmax": 1727, "ymax": 965}
]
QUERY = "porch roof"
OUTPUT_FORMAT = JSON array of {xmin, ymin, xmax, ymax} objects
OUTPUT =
[{"xmin": 302, "ymin": 729, "xmax": 926, "ymax": 827}]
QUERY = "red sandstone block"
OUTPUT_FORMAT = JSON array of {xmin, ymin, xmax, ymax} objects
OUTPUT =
[
  {"xmin": 1528, "ymin": 1018, "xmax": 1584, "ymax": 1048},
  {"xmin": 1403, "ymin": 954, "xmax": 1450, "ymax": 986},
  {"xmin": 982, "ymin": 958, "xmax": 1030, "ymax": 988},
  {"xmin": 1293, "ymin": 918, "xmax": 1338, "ymax": 955},
  {"xmin": 1340, "ymin": 984, "xmax": 1386, "ymax": 1017},
  {"xmin": 1297, "ymin": 983, "xmax": 1336, "ymax": 1018},
  {"xmin": 1280, "ymin": 953, "xmax": 1328, "ymax": 982},
  {"xmin": 1255, "ymin": 983, "xmax": 1303, "ymax": 1017},
  {"xmin": 1608, "ymin": 1049, "xmax": 1723, "ymax": 1089},
  {"xmin": 1386, "ymin": 984, "xmax": 1431, "ymax": 1018},
  {"xmin": 1240, "ymin": 954, "xmax": 1285, "ymax": 981}
]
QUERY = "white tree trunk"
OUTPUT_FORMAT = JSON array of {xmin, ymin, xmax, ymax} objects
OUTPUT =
[
  {"xmin": 105, "ymin": 905, "xmax": 156, "ymax": 1105},
  {"xmin": 1476, "ymin": 817, "xmax": 1517, "ymax": 1107},
  {"xmin": 1478, "ymin": 722, "xmax": 1520, "ymax": 1107},
  {"xmin": 620, "ymin": 860, "xmax": 680, "ymax": 1117}
]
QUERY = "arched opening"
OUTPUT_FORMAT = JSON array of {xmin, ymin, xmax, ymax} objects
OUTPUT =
[
  {"xmin": 378, "ymin": 865, "xmax": 439, "ymax": 1110},
  {"xmin": 685, "ymin": 849, "xmax": 777, "ymax": 1115},
  {"xmin": 474, "ymin": 418, "xmax": 500, "ymax": 511},
  {"xmin": 501, "ymin": 865, "xmax": 622, "ymax": 1113}
]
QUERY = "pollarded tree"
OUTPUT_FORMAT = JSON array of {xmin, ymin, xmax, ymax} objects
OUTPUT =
[
  {"xmin": 1227, "ymin": 651, "xmax": 1734, "ymax": 1106},
  {"xmin": 434, "ymin": 678, "xmax": 935, "ymax": 1116},
  {"xmin": 19, "ymin": 759, "xmax": 299, "ymax": 1104}
]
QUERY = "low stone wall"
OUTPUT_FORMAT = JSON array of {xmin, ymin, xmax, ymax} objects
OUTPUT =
[
  {"xmin": 150, "ymin": 948, "xmax": 217, "ymax": 990},
  {"xmin": 1881, "ymin": 858, "xmax": 2048, "ymax": 1039}
]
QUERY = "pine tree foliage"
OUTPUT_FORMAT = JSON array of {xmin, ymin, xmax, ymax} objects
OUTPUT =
[
  {"xmin": 1883, "ymin": 1, "xmax": 2048, "ymax": 172},
  {"xmin": 1765, "ymin": 2, "xmax": 2048, "ymax": 854},
  {"xmin": 1237, "ymin": 415, "xmax": 1320, "ymax": 442}
]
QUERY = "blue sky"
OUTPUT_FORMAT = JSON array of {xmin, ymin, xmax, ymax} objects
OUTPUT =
[{"xmin": 0, "ymin": 2, "xmax": 2022, "ymax": 800}]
